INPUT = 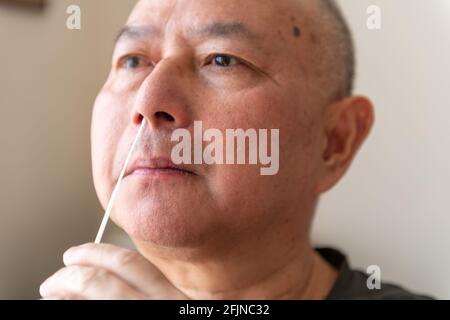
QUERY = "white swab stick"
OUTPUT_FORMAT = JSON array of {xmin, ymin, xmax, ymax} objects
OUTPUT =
[{"xmin": 94, "ymin": 119, "xmax": 147, "ymax": 244}]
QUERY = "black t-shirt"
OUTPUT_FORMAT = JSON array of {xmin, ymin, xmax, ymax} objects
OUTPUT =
[{"xmin": 317, "ymin": 248, "xmax": 434, "ymax": 300}]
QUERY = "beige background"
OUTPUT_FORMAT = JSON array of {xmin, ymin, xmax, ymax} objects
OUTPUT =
[{"xmin": 0, "ymin": 0, "xmax": 448, "ymax": 299}]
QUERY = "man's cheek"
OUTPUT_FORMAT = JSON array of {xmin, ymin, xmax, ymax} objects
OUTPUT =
[
  {"xmin": 91, "ymin": 142, "xmax": 112, "ymax": 209},
  {"xmin": 91, "ymin": 98, "xmax": 123, "ymax": 205},
  {"xmin": 211, "ymin": 165, "xmax": 269, "ymax": 208},
  {"xmin": 226, "ymin": 91, "xmax": 288, "ymax": 132}
]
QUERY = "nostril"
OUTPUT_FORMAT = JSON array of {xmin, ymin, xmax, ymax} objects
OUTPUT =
[
  {"xmin": 154, "ymin": 111, "xmax": 175, "ymax": 122},
  {"xmin": 136, "ymin": 114, "xmax": 144, "ymax": 124}
]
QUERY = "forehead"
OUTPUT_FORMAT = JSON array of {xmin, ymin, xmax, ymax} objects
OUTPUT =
[{"xmin": 126, "ymin": 0, "xmax": 301, "ymax": 38}]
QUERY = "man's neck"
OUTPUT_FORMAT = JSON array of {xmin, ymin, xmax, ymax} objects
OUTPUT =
[{"xmin": 135, "ymin": 239, "xmax": 337, "ymax": 300}]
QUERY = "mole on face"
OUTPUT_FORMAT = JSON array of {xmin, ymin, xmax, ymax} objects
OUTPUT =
[{"xmin": 292, "ymin": 25, "xmax": 301, "ymax": 38}]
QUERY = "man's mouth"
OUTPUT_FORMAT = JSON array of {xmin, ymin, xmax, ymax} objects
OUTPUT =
[{"xmin": 125, "ymin": 157, "xmax": 197, "ymax": 177}]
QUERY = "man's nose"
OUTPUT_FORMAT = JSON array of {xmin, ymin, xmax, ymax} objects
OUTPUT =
[{"xmin": 130, "ymin": 58, "xmax": 194, "ymax": 129}]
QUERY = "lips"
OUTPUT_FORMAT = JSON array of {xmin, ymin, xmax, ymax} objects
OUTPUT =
[{"xmin": 125, "ymin": 157, "xmax": 197, "ymax": 177}]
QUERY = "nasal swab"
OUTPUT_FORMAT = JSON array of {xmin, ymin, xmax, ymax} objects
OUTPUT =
[{"xmin": 94, "ymin": 119, "xmax": 147, "ymax": 244}]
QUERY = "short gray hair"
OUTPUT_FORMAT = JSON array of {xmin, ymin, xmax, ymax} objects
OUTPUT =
[{"xmin": 311, "ymin": 0, "xmax": 355, "ymax": 101}]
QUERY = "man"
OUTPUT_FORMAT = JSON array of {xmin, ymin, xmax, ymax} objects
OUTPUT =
[{"xmin": 40, "ymin": 0, "xmax": 431, "ymax": 299}]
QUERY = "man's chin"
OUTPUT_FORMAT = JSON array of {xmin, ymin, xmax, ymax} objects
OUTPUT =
[{"xmin": 111, "ymin": 204, "xmax": 218, "ymax": 249}]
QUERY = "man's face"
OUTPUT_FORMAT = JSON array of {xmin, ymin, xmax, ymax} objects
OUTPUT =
[{"xmin": 91, "ymin": 0, "xmax": 324, "ymax": 248}]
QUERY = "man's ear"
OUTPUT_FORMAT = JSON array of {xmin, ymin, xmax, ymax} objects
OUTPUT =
[{"xmin": 315, "ymin": 96, "xmax": 375, "ymax": 194}]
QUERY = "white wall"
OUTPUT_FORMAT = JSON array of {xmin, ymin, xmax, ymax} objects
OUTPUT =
[
  {"xmin": 312, "ymin": 0, "xmax": 450, "ymax": 299},
  {"xmin": 0, "ymin": 0, "xmax": 448, "ymax": 299}
]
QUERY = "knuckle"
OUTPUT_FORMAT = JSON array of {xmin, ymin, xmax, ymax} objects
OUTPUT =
[{"xmin": 114, "ymin": 250, "xmax": 139, "ymax": 267}]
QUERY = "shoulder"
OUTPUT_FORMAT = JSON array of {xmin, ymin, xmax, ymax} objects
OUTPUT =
[
  {"xmin": 329, "ymin": 268, "xmax": 434, "ymax": 300},
  {"xmin": 316, "ymin": 247, "xmax": 434, "ymax": 300}
]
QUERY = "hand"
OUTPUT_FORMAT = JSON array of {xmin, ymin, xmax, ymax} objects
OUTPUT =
[{"xmin": 39, "ymin": 243, "xmax": 189, "ymax": 300}]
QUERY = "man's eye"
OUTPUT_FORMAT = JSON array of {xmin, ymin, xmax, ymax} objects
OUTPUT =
[
  {"xmin": 120, "ymin": 56, "xmax": 148, "ymax": 70},
  {"xmin": 210, "ymin": 54, "xmax": 240, "ymax": 67}
]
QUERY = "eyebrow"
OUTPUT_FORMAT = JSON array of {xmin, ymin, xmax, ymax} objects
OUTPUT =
[
  {"xmin": 115, "ymin": 25, "xmax": 161, "ymax": 44},
  {"xmin": 115, "ymin": 21, "xmax": 259, "ymax": 45}
]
